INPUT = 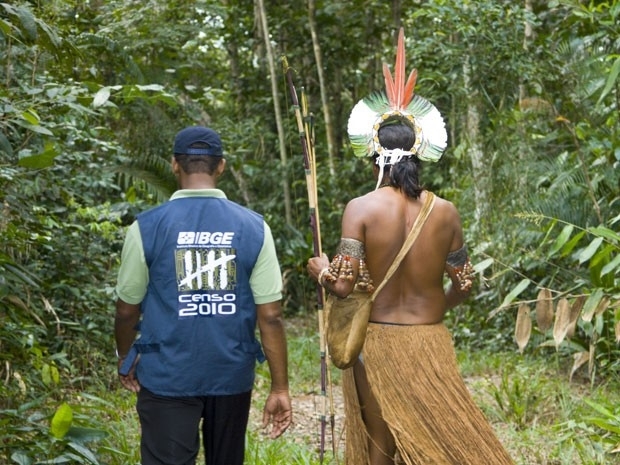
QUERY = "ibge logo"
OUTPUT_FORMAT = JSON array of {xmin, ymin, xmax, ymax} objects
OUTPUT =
[{"xmin": 175, "ymin": 231, "xmax": 237, "ymax": 318}]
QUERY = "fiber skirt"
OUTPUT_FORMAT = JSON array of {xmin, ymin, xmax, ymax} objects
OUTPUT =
[{"xmin": 342, "ymin": 322, "xmax": 514, "ymax": 465}]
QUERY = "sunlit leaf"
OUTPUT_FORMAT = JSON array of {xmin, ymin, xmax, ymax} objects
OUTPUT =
[
  {"xmin": 601, "ymin": 254, "xmax": 620, "ymax": 276},
  {"xmin": 50, "ymin": 403, "xmax": 73, "ymax": 439},
  {"xmin": 93, "ymin": 87, "xmax": 111, "ymax": 108},
  {"xmin": 500, "ymin": 278, "xmax": 531, "ymax": 308},
  {"xmin": 560, "ymin": 230, "xmax": 586, "ymax": 257},
  {"xmin": 578, "ymin": 237, "xmax": 604, "ymax": 264},
  {"xmin": 474, "ymin": 258, "xmax": 494, "ymax": 273},
  {"xmin": 549, "ymin": 224, "xmax": 574, "ymax": 257},
  {"xmin": 588, "ymin": 226, "xmax": 620, "ymax": 242},
  {"xmin": 137, "ymin": 84, "xmax": 165, "ymax": 91},
  {"xmin": 20, "ymin": 109, "xmax": 40, "ymax": 125},
  {"xmin": 41, "ymin": 364, "xmax": 51, "ymax": 386}
]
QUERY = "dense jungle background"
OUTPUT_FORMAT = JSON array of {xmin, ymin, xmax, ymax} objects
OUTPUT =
[{"xmin": 1, "ymin": 0, "xmax": 619, "ymax": 464}]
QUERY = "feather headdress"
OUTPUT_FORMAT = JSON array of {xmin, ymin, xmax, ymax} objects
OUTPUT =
[{"xmin": 347, "ymin": 28, "xmax": 447, "ymax": 188}]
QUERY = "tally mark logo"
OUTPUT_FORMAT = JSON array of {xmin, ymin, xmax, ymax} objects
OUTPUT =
[{"xmin": 176, "ymin": 248, "xmax": 236, "ymax": 291}]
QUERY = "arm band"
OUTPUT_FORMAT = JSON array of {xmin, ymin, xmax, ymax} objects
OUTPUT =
[
  {"xmin": 335, "ymin": 238, "xmax": 366, "ymax": 260},
  {"xmin": 446, "ymin": 245, "xmax": 468, "ymax": 268}
]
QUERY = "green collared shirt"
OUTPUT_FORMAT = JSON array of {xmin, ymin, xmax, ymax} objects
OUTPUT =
[{"xmin": 115, "ymin": 189, "xmax": 283, "ymax": 305}]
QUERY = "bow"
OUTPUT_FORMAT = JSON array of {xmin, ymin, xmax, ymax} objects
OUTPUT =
[{"xmin": 282, "ymin": 56, "xmax": 335, "ymax": 464}]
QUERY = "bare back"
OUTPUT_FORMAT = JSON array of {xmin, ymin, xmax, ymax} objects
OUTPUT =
[{"xmin": 341, "ymin": 188, "xmax": 464, "ymax": 324}]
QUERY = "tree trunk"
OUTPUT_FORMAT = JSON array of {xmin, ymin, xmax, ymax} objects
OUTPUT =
[
  {"xmin": 307, "ymin": 0, "xmax": 335, "ymax": 176},
  {"xmin": 519, "ymin": 0, "xmax": 533, "ymax": 105},
  {"xmin": 255, "ymin": 0, "xmax": 293, "ymax": 225},
  {"xmin": 462, "ymin": 54, "xmax": 489, "ymax": 228}
]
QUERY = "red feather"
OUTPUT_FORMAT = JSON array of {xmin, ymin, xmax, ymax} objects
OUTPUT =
[
  {"xmin": 403, "ymin": 69, "xmax": 418, "ymax": 108},
  {"xmin": 394, "ymin": 28, "xmax": 405, "ymax": 108},
  {"xmin": 383, "ymin": 63, "xmax": 395, "ymax": 106},
  {"xmin": 383, "ymin": 27, "xmax": 417, "ymax": 109}
]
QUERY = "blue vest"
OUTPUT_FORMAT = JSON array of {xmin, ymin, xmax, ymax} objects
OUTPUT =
[{"xmin": 134, "ymin": 196, "xmax": 265, "ymax": 396}]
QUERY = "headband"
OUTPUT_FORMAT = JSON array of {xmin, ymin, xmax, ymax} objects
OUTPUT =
[{"xmin": 346, "ymin": 28, "xmax": 448, "ymax": 189}]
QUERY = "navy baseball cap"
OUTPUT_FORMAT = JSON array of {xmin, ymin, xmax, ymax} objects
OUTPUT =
[{"xmin": 173, "ymin": 126, "xmax": 223, "ymax": 156}]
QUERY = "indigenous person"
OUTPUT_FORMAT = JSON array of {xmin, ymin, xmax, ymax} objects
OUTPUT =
[
  {"xmin": 114, "ymin": 126, "xmax": 292, "ymax": 465},
  {"xmin": 307, "ymin": 30, "xmax": 514, "ymax": 465}
]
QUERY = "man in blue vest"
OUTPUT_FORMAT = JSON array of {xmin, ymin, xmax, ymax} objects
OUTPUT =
[{"xmin": 114, "ymin": 125, "xmax": 292, "ymax": 465}]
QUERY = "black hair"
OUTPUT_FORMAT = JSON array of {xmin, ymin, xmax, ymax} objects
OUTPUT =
[
  {"xmin": 374, "ymin": 123, "xmax": 423, "ymax": 199},
  {"xmin": 174, "ymin": 143, "xmax": 223, "ymax": 174}
]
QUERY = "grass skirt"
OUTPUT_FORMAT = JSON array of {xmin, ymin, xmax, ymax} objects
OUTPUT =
[{"xmin": 342, "ymin": 322, "xmax": 514, "ymax": 465}]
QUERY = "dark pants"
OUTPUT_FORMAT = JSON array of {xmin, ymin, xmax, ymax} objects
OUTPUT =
[{"xmin": 137, "ymin": 388, "xmax": 252, "ymax": 465}]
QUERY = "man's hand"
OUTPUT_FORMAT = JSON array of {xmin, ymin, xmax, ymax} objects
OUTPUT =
[
  {"xmin": 262, "ymin": 390, "xmax": 292, "ymax": 439},
  {"xmin": 117, "ymin": 357, "xmax": 141, "ymax": 392}
]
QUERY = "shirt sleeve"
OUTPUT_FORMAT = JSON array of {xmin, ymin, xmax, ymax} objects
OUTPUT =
[
  {"xmin": 115, "ymin": 221, "xmax": 149, "ymax": 304},
  {"xmin": 250, "ymin": 222, "xmax": 283, "ymax": 305}
]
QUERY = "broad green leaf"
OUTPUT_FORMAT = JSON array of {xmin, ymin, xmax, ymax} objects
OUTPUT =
[
  {"xmin": 68, "ymin": 442, "xmax": 101, "ymax": 464},
  {"xmin": 561, "ymin": 230, "xmax": 586, "ymax": 257},
  {"xmin": 597, "ymin": 56, "xmax": 620, "ymax": 105},
  {"xmin": 578, "ymin": 237, "xmax": 604, "ymax": 264},
  {"xmin": 0, "ymin": 18, "xmax": 12, "ymax": 36},
  {"xmin": 0, "ymin": 132, "xmax": 13, "ymax": 156},
  {"xmin": 93, "ymin": 87, "xmax": 111, "ymax": 108},
  {"xmin": 66, "ymin": 426, "xmax": 108, "ymax": 442},
  {"xmin": 582, "ymin": 289, "xmax": 605, "ymax": 322},
  {"xmin": 18, "ymin": 144, "xmax": 59, "ymax": 169},
  {"xmin": 474, "ymin": 258, "xmax": 494, "ymax": 273},
  {"xmin": 51, "ymin": 364, "xmax": 60, "ymax": 385},
  {"xmin": 20, "ymin": 109, "xmax": 40, "ymax": 125},
  {"xmin": 500, "ymin": 278, "xmax": 531, "ymax": 308},
  {"xmin": 9, "ymin": 452, "xmax": 31, "ymax": 465},
  {"xmin": 13, "ymin": 119, "xmax": 54, "ymax": 136},
  {"xmin": 137, "ymin": 84, "xmax": 165, "ymax": 91},
  {"xmin": 586, "ymin": 419, "xmax": 620, "ymax": 435},
  {"xmin": 601, "ymin": 254, "xmax": 620, "ymax": 276},
  {"xmin": 6, "ymin": 3, "xmax": 37, "ymax": 40},
  {"xmin": 589, "ymin": 244, "xmax": 614, "ymax": 268},
  {"xmin": 588, "ymin": 226, "xmax": 620, "ymax": 243},
  {"xmin": 549, "ymin": 224, "xmax": 574, "ymax": 257},
  {"xmin": 50, "ymin": 403, "xmax": 73, "ymax": 439},
  {"xmin": 584, "ymin": 401, "xmax": 614, "ymax": 419},
  {"xmin": 40, "ymin": 363, "xmax": 59, "ymax": 386},
  {"xmin": 41, "ymin": 364, "xmax": 51, "ymax": 386}
]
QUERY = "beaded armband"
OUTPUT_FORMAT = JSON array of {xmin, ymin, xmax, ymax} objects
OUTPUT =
[
  {"xmin": 335, "ymin": 238, "xmax": 365, "ymax": 259},
  {"xmin": 447, "ymin": 245, "xmax": 474, "ymax": 292},
  {"xmin": 323, "ymin": 238, "xmax": 375, "ymax": 292}
]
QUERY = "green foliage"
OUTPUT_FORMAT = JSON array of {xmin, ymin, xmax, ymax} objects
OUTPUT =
[
  {"xmin": 0, "ymin": 0, "xmax": 619, "ymax": 462},
  {"xmin": 581, "ymin": 398, "xmax": 620, "ymax": 455},
  {"xmin": 486, "ymin": 363, "xmax": 555, "ymax": 430},
  {"xmin": 245, "ymin": 431, "xmax": 331, "ymax": 465},
  {"xmin": 497, "ymin": 213, "xmax": 620, "ymax": 381},
  {"xmin": 0, "ymin": 396, "xmax": 114, "ymax": 464}
]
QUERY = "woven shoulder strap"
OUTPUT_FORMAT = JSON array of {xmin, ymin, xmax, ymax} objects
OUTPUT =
[{"xmin": 370, "ymin": 191, "xmax": 435, "ymax": 301}]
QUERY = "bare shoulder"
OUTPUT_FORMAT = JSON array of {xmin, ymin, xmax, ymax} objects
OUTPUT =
[
  {"xmin": 340, "ymin": 192, "xmax": 382, "ymax": 240},
  {"xmin": 431, "ymin": 194, "xmax": 461, "ymax": 222},
  {"xmin": 343, "ymin": 191, "xmax": 382, "ymax": 216}
]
